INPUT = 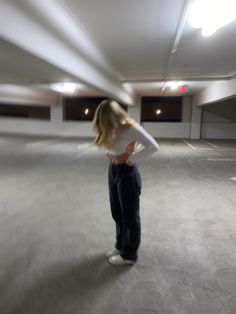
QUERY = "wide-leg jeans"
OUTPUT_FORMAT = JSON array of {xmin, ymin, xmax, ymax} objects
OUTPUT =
[{"xmin": 108, "ymin": 162, "xmax": 142, "ymax": 261}]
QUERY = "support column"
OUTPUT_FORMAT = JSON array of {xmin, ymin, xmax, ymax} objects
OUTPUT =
[
  {"xmin": 50, "ymin": 95, "xmax": 63, "ymax": 123},
  {"xmin": 190, "ymin": 97, "xmax": 202, "ymax": 139},
  {"xmin": 182, "ymin": 96, "xmax": 192, "ymax": 122},
  {"xmin": 128, "ymin": 95, "xmax": 141, "ymax": 123},
  {"xmin": 182, "ymin": 96, "xmax": 192, "ymax": 138}
]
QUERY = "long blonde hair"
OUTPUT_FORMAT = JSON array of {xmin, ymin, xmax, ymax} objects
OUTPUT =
[{"xmin": 93, "ymin": 99, "xmax": 136, "ymax": 148}]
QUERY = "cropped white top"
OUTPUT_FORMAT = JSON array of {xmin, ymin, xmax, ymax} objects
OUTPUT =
[{"xmin": 107, "ymin": 124, "xmax": 159, "ymax": 163}]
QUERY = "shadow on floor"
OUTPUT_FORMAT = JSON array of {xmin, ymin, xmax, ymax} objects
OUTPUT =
[{"xmin": 6, "ymin": 253, "xmax": 130, "ymax": 314}]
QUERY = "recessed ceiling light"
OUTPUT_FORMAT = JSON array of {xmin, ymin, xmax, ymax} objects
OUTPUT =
[{"xmin": 156, "ymin": 109, "xmax": 162, "ymax": 115}]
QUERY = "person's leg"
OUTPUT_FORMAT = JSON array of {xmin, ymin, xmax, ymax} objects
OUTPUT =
[
  {"xmin": 116, "ymin": 164, "xmax": 142, "ymax": 261},
  {"xmin": 108, "ymin": 162, "xmax": 123, "ymax": 251}
]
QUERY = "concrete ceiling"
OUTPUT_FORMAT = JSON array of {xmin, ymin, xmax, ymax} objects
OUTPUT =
[
  {"xmin": 62, "ymin": 0, "xmax": 236, "ymax": 80},
  {"xmin": 0, "ymin": 0, "xmax": 235, "ymax": 100},
  {"xmin": 64, "ymin": 0, "xmax": 185, "ymax": 80}
]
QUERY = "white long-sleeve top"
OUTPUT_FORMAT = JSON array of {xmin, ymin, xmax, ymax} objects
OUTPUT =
[{"xmin": 107, "ymin": 124, "xmax": 159, "ymax": 163}]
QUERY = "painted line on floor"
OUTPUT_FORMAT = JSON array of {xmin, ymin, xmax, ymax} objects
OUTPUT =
[
  {"xmin": 77, "ymin": 142, "xmax": 94, "ymax": 149},
  {"xmin": 26, "ymin": 139, "xmax": 57, "ymax": 148},
  {"xmin": 201, "ymin": 139, "xmax": 219, "ymax": 148},
  {"xmin": 205, "ymin": 148, "xmax": 236, "ymax": 151},
  {"xmin": 182, "ymin": 139, "xmax": 197, "ymax": 150},
  {"xmin": 207, "ymin": 158, "xmax": 236, "ymax": 162},
  {"xmin": 230, "ymin": 177, "xmax": 236, "ymax": 181}
]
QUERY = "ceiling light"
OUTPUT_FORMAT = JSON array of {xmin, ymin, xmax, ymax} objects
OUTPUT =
[
  {"xmin": 165, "ymin": 81, "xmax": 184, "ymax": 90},
  {"xmin": 170, "ymin": 82, "xmax": 178, "ymax": 90},
  {"xmin": 189, "ymin": 0, "xmax": 236, "ymax": 36},
  {"xmin": 156, "ymin": 109, "xmax": 162, "ymax": 115},
  {"xmin": 84, "ymin": 108, "xmax": 89, "ymax": 115},
  {"xmin": 63, "ymin": 82, "xmax": 76, "ymax": 93},
  {"xmin": 50, "ymin": 82, "xmax": 82, "ymax": 94}
]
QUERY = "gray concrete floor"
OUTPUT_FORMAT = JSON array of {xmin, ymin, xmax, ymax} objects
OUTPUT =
[{"xmin": 0, "ymin": 134, "xmax": 236, "ymax": 314}]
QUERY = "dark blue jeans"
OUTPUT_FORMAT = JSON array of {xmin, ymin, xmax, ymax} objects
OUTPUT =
[{"xmin": 108, "ymin": 162, "xmax": 142, "ymax": 261}]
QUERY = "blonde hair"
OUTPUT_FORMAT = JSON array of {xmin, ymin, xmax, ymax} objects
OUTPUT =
[{"xmin": 92, "ymin": 99, "xmax": 136, "ymax": 148}]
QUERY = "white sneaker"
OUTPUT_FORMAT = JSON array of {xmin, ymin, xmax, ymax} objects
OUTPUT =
[
  {"xmin": 105, "ymin": 248, "xmax": 121, "ymax": 259},
  {"xmin": 108, "ymin": 255, "xmax": 135, "ymax": 266}
]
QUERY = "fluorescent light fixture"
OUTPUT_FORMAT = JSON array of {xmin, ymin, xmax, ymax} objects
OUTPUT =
[
  {"xmin": 165, "ymin": 81, "xmax": 184, "ymax": 90},
  {"xmin": 189, "ymin": 0, "xmax": 236, "ymax": 36},
  {"xmin": 50, "ymin": 82, "xmax": 83, "ymax": 94},
  {"xmin": 170, "ymin": 82, "xmax": 178, "ymax": 90}
]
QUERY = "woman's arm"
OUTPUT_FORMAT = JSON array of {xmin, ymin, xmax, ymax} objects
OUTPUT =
[{"xmin": 127, "ymin": 125, "xmax": 159, "ymax": 164}]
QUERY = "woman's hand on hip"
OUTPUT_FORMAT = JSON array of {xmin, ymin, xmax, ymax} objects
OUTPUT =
[
  {"xmin": 106, "ymin": 141, "xmax": 136, "ymax": 165},
  {"xmin": 113, "ymin": 152, "xmax": 131, "ymax": 164},
  {"xmin": 106, "ymin": 152, "xmax": 131, "ymax": 165},
  {"xmin": 106, "ymin": 152, "xmax": 115, "ymax": 162}
]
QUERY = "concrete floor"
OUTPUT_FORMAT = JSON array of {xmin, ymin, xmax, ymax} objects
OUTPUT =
[{"xmin": 0, "ymin": 133, "xmax": 236, "ymax": 314}]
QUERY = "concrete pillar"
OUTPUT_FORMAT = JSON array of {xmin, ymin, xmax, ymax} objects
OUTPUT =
[
  {"xmin": 51, "ymin": 95, "xmax": 63, "ymax": 123},
  {"xmin": 128, "ymin": 95, "xmax": 141, "ymax": 123},
  {"xmin": 190, "ymin": 97, "xmax": 202, "ymax": 139},
  {"xmin": 182, "ymin": 96, "xmax": 192, "ymax": 122},
  {"xmin": 182, "ymin": 96, "xmax": 192, "ymax": 139}
]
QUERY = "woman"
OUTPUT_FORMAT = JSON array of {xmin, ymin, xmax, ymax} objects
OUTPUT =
[{"xmin": 93, "ymin": 99, "xmax": 159, "ymax": 266}]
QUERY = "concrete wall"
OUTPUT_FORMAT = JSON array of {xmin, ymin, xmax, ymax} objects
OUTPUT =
[
  {"xmin": 0, "ymin": 118, "xmax": 94, "ymax": 137},
  {"xmin": 0, "ymin": 89, "xmax": 95, "ymax": 138},
  {"xmin": 201, "ymin": 97, "xmax": 236, "ymax": 139},
  {"xmin": 0, "ymin": 95, "xmax": 194, "ymax": 138},
  {"xmin": 142, "ymin": 96, "xmax": 192, "ymax": 138},
  {"xmin": 0, "ymin": 101, "xmax": 94, "ymax": 138},
  {"xmin": 142, "ymin": 122, "xmax": 190, "ymax": 138}
]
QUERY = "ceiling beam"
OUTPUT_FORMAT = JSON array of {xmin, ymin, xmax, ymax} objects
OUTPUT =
[
  {"xmin": 194, "ymin": 76, "xmax": 236, "ymax": 106},
  {"xmin": 123, "ymin": 74, "xmax": 236, "ymax": 83},
  {"xmin": 0, "ymin": 85, "xmax": 58, "ymax": 105},
  {"xmin": 0, "ymin": 0, "xmax": 136, "ymax": 105}
]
